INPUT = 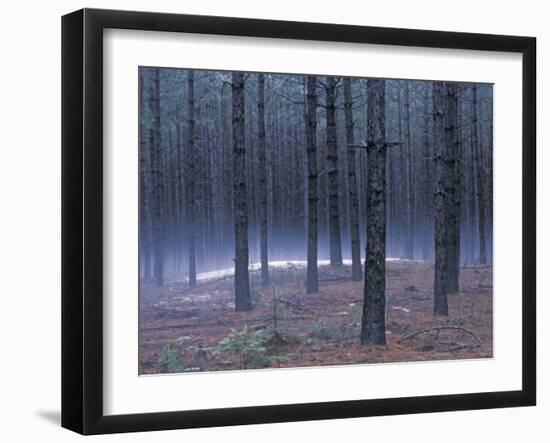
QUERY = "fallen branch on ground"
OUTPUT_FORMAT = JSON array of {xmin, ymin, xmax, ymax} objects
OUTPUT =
[
  {"xmin": 168, "ymin": 275, "xmax": 231, "ymax": 294},
  {"xmin": 447, "ymin": 344, "xmax": 470, "ymax": 352},
  {"xmin": 398, "ymin": 326, "xmax": 482, "ymax": 346},
  {"xmin": 318, "ymin": 276, "xmax": 351, "ymax": 284},
  {"xmin": 216, "ymin": 317, "xmax": 234, "ymax": 329},
  {"xmin": 278, "ymin": 296, "xmax": 309, "ymax": 311}
]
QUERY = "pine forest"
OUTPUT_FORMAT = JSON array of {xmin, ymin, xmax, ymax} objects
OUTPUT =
[{"xmin": 138, "ymin": 67, "xmax": 493, "ymax": 374}]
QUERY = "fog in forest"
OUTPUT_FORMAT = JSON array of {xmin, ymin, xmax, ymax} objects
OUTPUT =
[
  {"xmin": 138, "ymin": 67, "xmax": 493, "ymax": 374},
  {"xmin": 139, "ymin": 68, "xmax": 492, "ymax": 282}
]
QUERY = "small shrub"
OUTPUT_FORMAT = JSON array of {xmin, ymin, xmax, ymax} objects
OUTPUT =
[
  {"xmin": 213, "ymin": 326, "xmax": 270, "ymax": 370},
  {"xmin": 158, "ymin": 342, "xmax": 186, "ymax": 373},
  {"xmin": 263, "ymin": 286, "xmax": 300, "ymax": 346},
  {"xmin": 213, "ymin": 325, "xmax": 294, "ymax": 369}
]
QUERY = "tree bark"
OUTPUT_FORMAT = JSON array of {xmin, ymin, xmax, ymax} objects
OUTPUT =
[
  {"xmin": 473, "ymin": 85, "xmax": 487, "ymax": 265},
  {"xmin": 305, "ymin": 76, "xmax": 319, "ymax": 293},
  {"xmin": 257, "ymin": 73, "xmax": 269, "ymax": 286},
  {"xmin": 186, "ymin": 70, "xmax": 197, "ymax": 288},
  {"xmin": 325, "ymin": 77, "xmax": 343, "ymax": 267},
  {"xmin": 433, "ymin": 81, "xmax": 449, "ymax": 316},
  {"xmin": 139, "ymin": 69, "xmax": 152, "ymax": 281},
  {"xmin": 421, "ymin": 85, "xmax": 432, "ymax": 261},
  {"xmin": 151, "ymin": 68, "xmax": 164, "ymax": 287},
  {"xmin": 404, "ymin": 82, "xmax": 414, "ymax": 259},
  {"xmin": 445, "ymin": 83, "xmax": 460, "ymax": 294},
  {"xmin": 221, "ymin": 81, "xmax": 233, "ymax": 267},
  {"xmin": 232, "ymin": 72, "xmax": 252, "ymax": 311},
  {"xmin": 361, "ymin": 79, "xmax": 387, "ymax": 346},
  {"xmin": 343, "ymin": 78, "xmax": 362, "ymax": 281}
]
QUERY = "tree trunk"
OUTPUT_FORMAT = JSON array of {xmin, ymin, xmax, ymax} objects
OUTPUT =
[
  {"xmin": 305, "ymin": 76, "xmax": 319, "ymax": 293},
  {"xmin": 221, "ymin": 81, "xmax": 233, "ymax": 267},
  {"xmin": 421, "ymin": 85, "xmax": 432, "ymax": 261},
  {"xmin": 186, "ymin": 70, "xmax": 197, "ymax": 288},
  {"xmin": 445, "ymin": 83, "xmax": 460, "ymax": 294},
  {"xmin": 361, "ymin": 79, "xmax": 387, "ymax": 346},
  {"xmin": 397, "ymin": 83, "xmax": 405, "ymax": 257},
  {"xmin": 433, "ymin": 81, "xmax": 448, "ymax": 316},
  {"xmin": 404, "ymin": 82, "xmax": 414, "ymax": 259},
  {"xmin": 468, "ymin": 126, "xmax": 477, "ymax": 264},
  {"xmin": 139, "ymin": 69, "xmax": 152, "ymax": 281},
  {"xmin": 473, "ymin": 85, "xmax": 487, "ymax": 264},
  {"xmin": 325, "ymin": 77, "xmax": 343, "ymax": 267},
  {"xmin": 151, "ymin": 69, "xmax": 164, "ymax": 287},
  {"xmin": 257, "ymin": 73, "xmax": 269, "ymax": 286},
  {"xmin": 343, "ymin": 78, "xmax": 362, "ymax": 281},
  {"xmin": 232, "ymin": 72, "xmax": 252, "ymax": 311}
]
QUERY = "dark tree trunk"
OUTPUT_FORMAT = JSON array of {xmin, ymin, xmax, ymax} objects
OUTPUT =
[
  {"xmin": 186, "ymin": 70, "xmax": 197, "ymax": 288},
  {"xmin": 468, "ymin": 126, "xmax": 477, "ymax": 264},
  {"xmin": 445, "ymin": 83, "xmax": 460, "ymax": 294},
  {"xmin": 361, "ymin": 79, "xmax": 387, "ymax": 346},
  {"xmin": 473, "ymin": 85, "xmax": 487, "ymax": 265},
  {"xmin": 305, "ymin": 76, "xmax": 319, "ymax": 294},
  {"xmin": 421, "ymin": 85, "xmax": 432, "ymax": 261},
  {"xmin": 174, "ymin": 104, "xmax": 184, "ymax": 273},
  {"xmin": 404, "ymin": 82, "xmax": 414, "ymax": 259},
  {"xmin": 257, "ymin": 73, "xmax": 269, "ymax": 286},
  {"xmin": 221, "ymin": 81, "xmax": 233, "ymax": 267},
  {"xmin": 139, "ymin": 69, "xmax": 152, "ymax": 281},
  {"xmin": 232, "ymin": 72, "xmax": 252, "ymax": 311},
  {"xmin": 325, "ymin": 77, "xmax": 343, "ymax": 267},
  {"xmin": 433, "ymin": 81, "xmax": 449, "ymax": 316},
  {"xmin": 397, "ymin": 83, "xmax": 405, "ymax": 257},
  {"xmin": 343, "ymin": 78, "xmax": 362, "ymax": 281},
  {"xmin": 151, "ymin": 69, "xmax": 164, "ymax": 287}
]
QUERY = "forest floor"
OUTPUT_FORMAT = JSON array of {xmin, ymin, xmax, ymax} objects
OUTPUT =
[{"xmin": 139, "ymin": 260, "xmax": 493, "ymax": 374}]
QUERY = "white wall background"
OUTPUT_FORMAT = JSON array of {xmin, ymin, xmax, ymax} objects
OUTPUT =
[{"xmin": 0, "ymin": 0, "xmax": 545, "ymax": 441}]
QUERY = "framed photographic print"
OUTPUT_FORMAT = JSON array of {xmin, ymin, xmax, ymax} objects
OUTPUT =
[{"xmin": 61, "ymin": 8, "xmax": 536, "ymax": 435}]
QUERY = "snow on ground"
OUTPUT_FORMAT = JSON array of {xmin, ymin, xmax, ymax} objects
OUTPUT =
[{"xmin": 184, "ymin": 258, "xmax": 406, "ymax": 283}]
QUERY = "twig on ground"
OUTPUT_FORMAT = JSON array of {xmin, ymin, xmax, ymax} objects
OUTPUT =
[
  {"xmin": 398, "ymin": 326, "xmax": 482, "ymax": 346},
  {"xmin": 448, "ymin": 344, "xmax": 470, "ymax": 352},
  {"xmin": 169, "ymin": 275, "xmax": 231, "ymax": 294},
  {"xmin": 216, "ymin": 317, "xmax": 234, "ymax": 329},
  {"xmin": 278, "ymin": 296, "xmax": 310, "ymax": 311},
  {"xmin": 318, "ymin": 276, "xmax": 351, "ymax": 284}
]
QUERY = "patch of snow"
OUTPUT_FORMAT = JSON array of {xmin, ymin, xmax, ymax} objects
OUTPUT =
[
  {"xmin": 392, "ymin": 306, "xmax": 410, "ymax": 313},
  {"xmin": 190, "ymin": 258, "xmax": 402, "ymax": 282}
]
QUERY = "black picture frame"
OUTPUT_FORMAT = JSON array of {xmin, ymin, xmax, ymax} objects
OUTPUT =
[{"xmin": 61, "ymin": 8, "xmax": 536, "ymax": 435}]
